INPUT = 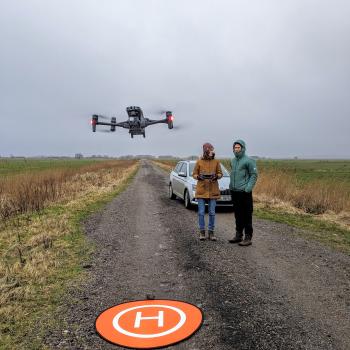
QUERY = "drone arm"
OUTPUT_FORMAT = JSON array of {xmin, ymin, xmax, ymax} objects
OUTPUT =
[
  {"xmin": 96, "ymin": 121, "xmax": 113, "ymax": 126},
  {"xmin": 96, "ymin": 121, "xmax": 129, "ymax": 128},
  {"xmin": 144, "ymin": 118, "xmax": 167, "ymax": 126},
  {"xmin": 116, "ymin": 122, "xmax": 130, "ymax": 129}
]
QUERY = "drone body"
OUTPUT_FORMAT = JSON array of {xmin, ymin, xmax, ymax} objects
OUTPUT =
[{"xmin": 91, "ymin": 106, "xmax": 174, "ymax": 138}]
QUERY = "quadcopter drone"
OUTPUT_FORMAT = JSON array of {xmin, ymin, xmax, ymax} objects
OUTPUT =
[{"xmin": 91, "ymin": 106, "xmax": 174, "ymax": 138}]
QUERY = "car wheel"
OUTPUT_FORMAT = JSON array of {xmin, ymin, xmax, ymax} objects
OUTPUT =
[
  {"xmin": 169, "ymin": 184, "xmax": 176, "ymax": 199},
  {"xmin": 184, "ymin": 190, "xmax": 192, "ymax": 209}
]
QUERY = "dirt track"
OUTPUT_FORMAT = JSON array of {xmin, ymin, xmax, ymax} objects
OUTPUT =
[{"xmin": 46, "ymin": 160, "xmax": 350, "ymax": 350}]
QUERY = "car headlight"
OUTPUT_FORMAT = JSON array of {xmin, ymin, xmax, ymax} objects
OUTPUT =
[{"xmin": 192, "ymin": 184, "xmax": 197, "ymax": 191}]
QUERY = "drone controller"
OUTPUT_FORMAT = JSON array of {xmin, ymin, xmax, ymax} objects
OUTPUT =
[{"xmin": 199, "ymin": 173, "xmax": 216, "ymax": 180}]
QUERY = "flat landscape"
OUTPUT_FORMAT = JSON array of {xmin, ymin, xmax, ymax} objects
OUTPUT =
[
  {"xmin": 1, "ymin": 158, "xmax": 350, "ymax": 349},
  {"xmin": 2, "ymin": 1, "xmax": 349, "ymax": 348}
]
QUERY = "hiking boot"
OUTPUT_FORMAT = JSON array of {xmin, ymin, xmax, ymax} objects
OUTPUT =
[
  {"xmin": 199, "ymin": 230, "xmax": 206, "ymax": 241},
  {"xmin": 208, "ymin": 230, "xmax": 217, "ymax": 241},
  {"xmin": 228, "ymin": 233, "xmax": 243, "ymax": 244},
  {"xmin": 238, "ymin": 239, "xmax": 252, "ymax": 246}
]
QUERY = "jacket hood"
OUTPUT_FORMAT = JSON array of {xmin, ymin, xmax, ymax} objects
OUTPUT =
[{"xmin": 233, "ymin": 139, "xmax": 246, "ymax": 158}]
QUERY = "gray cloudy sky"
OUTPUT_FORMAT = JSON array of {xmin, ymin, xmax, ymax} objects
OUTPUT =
[{"xmin": 1, "ymin": 0, "xmax": 350, "ymax": 158}]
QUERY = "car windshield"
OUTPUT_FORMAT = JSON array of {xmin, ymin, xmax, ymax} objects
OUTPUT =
[{"xmin": 189, "ymin": 162, "xmax": 230, "ymax": 177}]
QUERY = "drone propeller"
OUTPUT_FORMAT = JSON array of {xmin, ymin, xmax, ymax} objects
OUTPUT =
[
  {"xmin": 80, "ymin": 114, "xmax": 110, "ymax": 122},
  {"xmin": 151, "ymin": 109, "xmax": 168, "ymax": 116},
  {"xmin": 96, "ymin": 129, "xmax": 113, "ymax": 133},
  {"xmin": 172, "ymin": 121, "xmax": 192, "ymax": 131},
  {"xmin": 96, "ymin": 114, "xmax": 110, "ymax": 120},
  {"xmin": 148, "ymin": 102, "xmax": 196, "ymax": 116}
]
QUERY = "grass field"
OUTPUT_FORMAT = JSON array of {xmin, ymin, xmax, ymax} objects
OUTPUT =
[
  {"xmin": 256, "ymin": 159, "xmax": 350, "ymax": 185},
  {"xmin": 0, "ymin": 158, "xmax": 102, "ymax": 177},
  {"xmin": 220, "ymin": 159, "xmax": 350, "ymax": 183},
  {"xmin": 0, "ymin": 159, "xmax": 139, "ymax": 349},
  {"xmin": 0, "ymin": 159, "xmax": 137, "ymax": 220}
]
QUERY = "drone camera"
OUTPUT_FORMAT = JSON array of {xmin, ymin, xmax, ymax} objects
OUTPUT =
[{"xmin": 126, "ymin": 106, "xmax": 143, "ymax": 119}]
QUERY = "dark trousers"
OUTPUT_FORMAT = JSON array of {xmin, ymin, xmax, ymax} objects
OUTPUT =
[{"xmin": 231, "ymin": 191, "xmax": 253, "ymax": 239}]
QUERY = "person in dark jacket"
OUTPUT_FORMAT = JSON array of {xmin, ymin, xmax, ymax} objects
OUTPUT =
[
  {"xmin": 193, "ymin": 143, "xmax": 223, "ymax": 241},
  {"xmin": 229, "ymin": 139, "xmax": 258, "ymax": 246}
]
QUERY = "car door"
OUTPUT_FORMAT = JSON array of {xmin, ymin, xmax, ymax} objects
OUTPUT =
[
  {"xmin": 176, "ymin": 162, "xmax": 188, "ymax": 199},
  {"xmin": 172, "ymin": 162, "xmax": 183, "ymax": 196}
]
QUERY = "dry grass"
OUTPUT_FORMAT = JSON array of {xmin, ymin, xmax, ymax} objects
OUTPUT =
[
  {"xmin": 0, "ymin": 160, "xmax": 139, "ymax": 349},
  {"xmin": 0, "ymin": 160, "xmax": 135, "ymax": 220},
  {"xmin": 152, "ymin": 160, "xmax": 175, "ymax": 172},
  {"xmin": 254, "ymin": 169, "xmax": 350, "ymax": 222}
]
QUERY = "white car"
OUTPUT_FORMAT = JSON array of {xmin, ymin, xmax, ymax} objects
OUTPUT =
[{"xmin": 168, "ymin": 160, "xmax": 233, "ymax": 209}]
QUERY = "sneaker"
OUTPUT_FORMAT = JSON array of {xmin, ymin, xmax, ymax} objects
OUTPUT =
[{"xmin": 199, "ymin": 230, "xmax": 206, "ymax": 241}]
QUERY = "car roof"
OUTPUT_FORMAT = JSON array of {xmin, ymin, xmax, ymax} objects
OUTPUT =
[
  {"xmin": 179, "ymin": 160, "xmax": 225, "ymax": 163},
  {"xmin": 177, "ymin": 160, "xmax": 227, "ymax": 168}
]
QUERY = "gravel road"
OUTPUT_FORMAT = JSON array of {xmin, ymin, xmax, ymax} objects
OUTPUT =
[{"xmin": 46, "ymin": 160, "xmax": 350, "ymax": 350}]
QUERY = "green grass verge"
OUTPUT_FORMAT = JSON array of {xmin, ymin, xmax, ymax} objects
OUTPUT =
[
  {"xmin": 255, "ymin": 207, "xmax": 350, "ymax": 255},
  {"xmin": 0, "ymin": 165, "xmax": 139, "ymax": 350}
]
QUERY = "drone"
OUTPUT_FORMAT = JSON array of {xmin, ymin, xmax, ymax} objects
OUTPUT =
[{"xmin": 91, "ymin": 106, "xmax": 174, "ymax": 138}]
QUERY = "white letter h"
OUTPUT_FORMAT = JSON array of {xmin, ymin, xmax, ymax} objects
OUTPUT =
[{"xmin": 134, "ymin": 311, "xmax": 164, "ymax": 328}]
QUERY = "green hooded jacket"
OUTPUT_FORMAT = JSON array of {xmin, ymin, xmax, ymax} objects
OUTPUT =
[{"xmin": 229, "ymin": 139, "xmax": 258, "ymax": 192}]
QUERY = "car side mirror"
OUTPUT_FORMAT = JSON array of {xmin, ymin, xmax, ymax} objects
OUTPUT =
[{"xmin": 178, "ymin": 171, "xmax": 187, "ymax": 177}]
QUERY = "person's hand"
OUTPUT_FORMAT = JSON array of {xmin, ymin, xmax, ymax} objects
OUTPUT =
[
  {"xmin": 197, "ymin": 174, "xmax": 205, "ymax": 181},
  {"xmin": 210, "ymin": 174, "xmax": 218, "ymax": 182}
]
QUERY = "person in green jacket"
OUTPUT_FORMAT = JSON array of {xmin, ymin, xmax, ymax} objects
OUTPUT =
[{"xmin": 229, "ymin": 139, "xmax": 258, "ymax": 246}]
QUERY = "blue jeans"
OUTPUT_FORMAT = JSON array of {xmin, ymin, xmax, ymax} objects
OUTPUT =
[{"xmin": 197, "ymin": 198, "xmax": 217, "ymax": 231}]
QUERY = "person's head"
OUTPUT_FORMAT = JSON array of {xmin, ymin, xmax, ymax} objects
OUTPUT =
[
  {"xmin": 202, "ymin": 142, "xmax": 215, "ymax": 160},
  {"xmin": 233, "ymin": 140, "xmax": 246, "ymax": 158},
  {"xmin": 233, "ymin": 143, "xmax": 241, "ymax": 153}
]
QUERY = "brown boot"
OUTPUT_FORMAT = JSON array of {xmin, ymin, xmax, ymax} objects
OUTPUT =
[
  {"xmin": 228, "ymin": 232, "xmax": 243, "ymax": 244},
  {"xmin": 238, "ymin": 239, "xmax": 252, "ymax": 246},
  {"xmin": 208, "ymin": 230, "xmax": 217, "ymax": 241},
  {"xmin": 199, "ymin": 230, "xmax": 206, "ymax": 241}
]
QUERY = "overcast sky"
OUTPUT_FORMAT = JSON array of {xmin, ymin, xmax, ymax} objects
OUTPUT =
[{"xmin": 1, "ymin": 0, "xmax": 350, "ymax": 158}]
